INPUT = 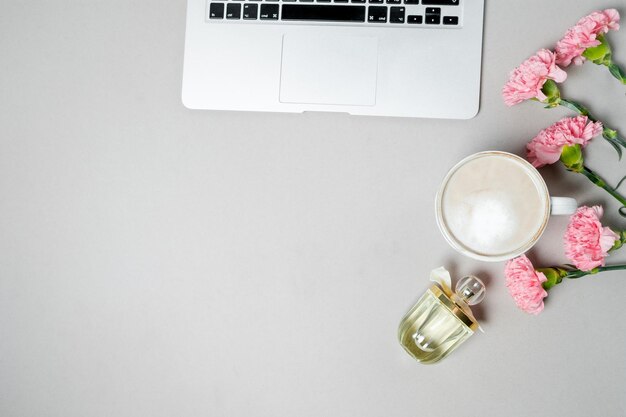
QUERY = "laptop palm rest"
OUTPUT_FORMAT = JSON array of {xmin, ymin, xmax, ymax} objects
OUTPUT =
[{"xmin": 279, "ymin": 34, "xmax": 378, "ymax": 106}]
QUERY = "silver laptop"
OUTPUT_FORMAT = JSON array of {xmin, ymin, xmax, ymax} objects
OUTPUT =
[{"xmin": 182, "ymin": 0, "xmax": 484, "ymax": 118}]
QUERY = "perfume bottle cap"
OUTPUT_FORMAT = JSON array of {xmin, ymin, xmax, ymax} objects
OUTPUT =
[
  {"xmin": 430, "ymin": 284, "xmax": 478, "ymax": 331},
  {"xmin": 455, "ymin": 275, "xmax": 486, "ymax": 306}
]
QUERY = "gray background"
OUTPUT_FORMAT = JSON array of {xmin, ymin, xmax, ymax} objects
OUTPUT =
[{"xmin": 1, "ymin": 1, "xmax": 626, "ymax": 416}]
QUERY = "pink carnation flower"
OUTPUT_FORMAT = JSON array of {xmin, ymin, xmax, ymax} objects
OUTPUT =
[
  {"xmin": 502, "ymin": 49, "xmax": 567, "ymax": 106},
  {"xmin": 564, "ymin": 206, "xmax": 619, "ymax": 271},
  {"xmin": 526, "ymin": 115, "xmax": 603, "ymax": 167},
  {"xmin": 555, "ymin": 9, "xmax": 621, "ymax": 67},
  {"xmin": 582, "ymin": 9, "xmax": 620, "ymax": 34},
  {"xmin": 505, "ymin": 255, "xmax": 548, "ymax": 315}
]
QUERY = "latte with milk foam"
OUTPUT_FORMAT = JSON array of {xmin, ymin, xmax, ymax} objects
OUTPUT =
[{"xmin": 438, "ymin": 153, "xmax": 548, "ymax": 257}]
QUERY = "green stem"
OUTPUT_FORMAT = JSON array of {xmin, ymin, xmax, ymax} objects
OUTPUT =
[
  {"xmin": 542, "ymin": 263, "xmax": 626, "ymax": 290},
  {"xmin": 565, "ymin": 264, "xmax": 626, "ymax": 279},
  {"xmin": 580, "ymin": 166, "xmax": 626, "ymax": 208}
]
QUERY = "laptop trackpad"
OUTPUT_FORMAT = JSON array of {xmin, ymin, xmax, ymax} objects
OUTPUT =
[{"xmin": 279, "ymin": 34, "xmax": 378, "ymax": 106}]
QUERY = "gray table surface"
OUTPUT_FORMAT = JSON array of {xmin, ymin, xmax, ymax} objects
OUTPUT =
[{"xmin": 2, "ymin": 1, "xmax": 626, "ymax": 416}]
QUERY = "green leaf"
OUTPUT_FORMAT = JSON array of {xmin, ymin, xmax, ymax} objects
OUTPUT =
[
  {"xmin": 616, "ymin": 174, "xmax": 626, "ymax": 190},
  {"xmin": 603, "ymin": 136, "xmax": 623, "ymax": 160},
  {"xmin": 608, "ymin": 63, "xmax": 626, "ymax": 84},
  {"xmin": 614, "ymin": 134, "xmax": 626, "ymax": 149},
  {"xmin": 558, "ymin": 99, "xmax": 588, "ymax": 116}
]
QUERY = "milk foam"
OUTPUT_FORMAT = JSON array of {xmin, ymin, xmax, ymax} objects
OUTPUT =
[{"xmin": 441, "ymin": 154, "xmax": 547, "ymax": 256}]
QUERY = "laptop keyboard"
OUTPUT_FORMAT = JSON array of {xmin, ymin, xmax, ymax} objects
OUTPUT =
[{"xmin": 206, "ymin": 0, "xmax": 461, "ymax": 26}]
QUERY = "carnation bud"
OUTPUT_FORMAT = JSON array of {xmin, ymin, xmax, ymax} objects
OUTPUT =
[
  {"xmin": 541, "ymin": 79, "xmax": 561, "ymax": 107},
  {"xmin": 537, "ymin": 268, "xmax": 567, "ymax": 290},
  {"xmin": 611, "ymin": 230, "xmax": 626, "ymax": 251},
  {"xmin": 582, "ymin": 34, "xmax": 612, "ymax": 65},
  {"xmin": 560, "ymin": 144, "xmax": 584, "ymax": 172}
]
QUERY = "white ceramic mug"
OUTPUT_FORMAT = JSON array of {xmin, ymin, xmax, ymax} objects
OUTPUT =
[{"xmin": 435, "ymin": 151, "xmax": 577, "ymax": 262}]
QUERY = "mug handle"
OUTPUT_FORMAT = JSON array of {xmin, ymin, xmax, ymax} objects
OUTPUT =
[{"xmin": 550, "ymin": 197, "xmax": 577, "ymax": 215}]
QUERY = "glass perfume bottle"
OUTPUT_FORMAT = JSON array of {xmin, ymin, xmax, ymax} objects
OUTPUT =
[{"xmin": 398, "ymin": 268, "xmax": 485, "ymax": 364}]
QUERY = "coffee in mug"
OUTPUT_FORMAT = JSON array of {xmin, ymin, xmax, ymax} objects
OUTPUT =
[{"xmin": 435, "ymin": 151, "xmax": 576, "ymax": 262}]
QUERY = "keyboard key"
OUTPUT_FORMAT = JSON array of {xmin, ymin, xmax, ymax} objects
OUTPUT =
[
  {"xmin": 226, "ymin": 3, "xmax": 241, "ymax": 19},
  {"xmin": 351, "ymin": 0, "xmax": 366, "ymax": 3},
  {"xmin": 404, "ymin": 0, "xmax": 419, "ymax": 3},
  {"xmin": 422, "ymin": 0, "xmax": 459, "ymax": 4},
  {"xmin": 387, "ymin": 0, "xmax": 401, "ymax": 4},
  {"xmin": 209, "ymin": 3, "xmax": 225, "ymax": 19},
  {"xmin": 367, "ymin": 6, "xmax": 386, "ymax": 22},
  {"xmin": 317, "ymin": 0, "xmax": 332, "ymax": 2},
  {"xmin": 334, "ymin": 0, "xmax": 349, "ymax": 3},
  {"xmin": 299, "ymin": 0, "xmax": 315, "ymax": 2},
  {"xmin": 369, "ymin": 0, "xmax": 384, "ymax": 4},
  {"xmin": 425, "ymin": 14, "xmax": 440, "ymax": 24},
  {"xmin": 443, "ymin": 15, "xmax": 458, "ymax": 25},
  {"xmin": 243, "ymin": 3, "xmax": 258, "ymax": 19},
  {"xmin": 260, "ymin": 4, "xmax": 279, "ymax": 19},
  {"xmin": 425, "ymin": 7, "xmax": 440, "ymax": 14},
  {"xmin": 407, "ymin": 14, "xmax": 422, "ymax": 23},
  {"xmin": 389, "ymin": 6, "xmax": 404, "ymax": 23},
  {"xmin": 281, "ymin": 5, "xmax": 366, "ymax": 21}
]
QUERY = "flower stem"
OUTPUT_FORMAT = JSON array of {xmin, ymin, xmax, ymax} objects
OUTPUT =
[
  {"xmin": 541, "ymin": 263, "xmax": 626, "ymax": 290},
  {"xmin": 580, "ymin": 166, "xmax": 626, "ymax": 208},
  {"xmin": 565, "ymin": 264, "xmax": 626, "ymax": 279}
]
